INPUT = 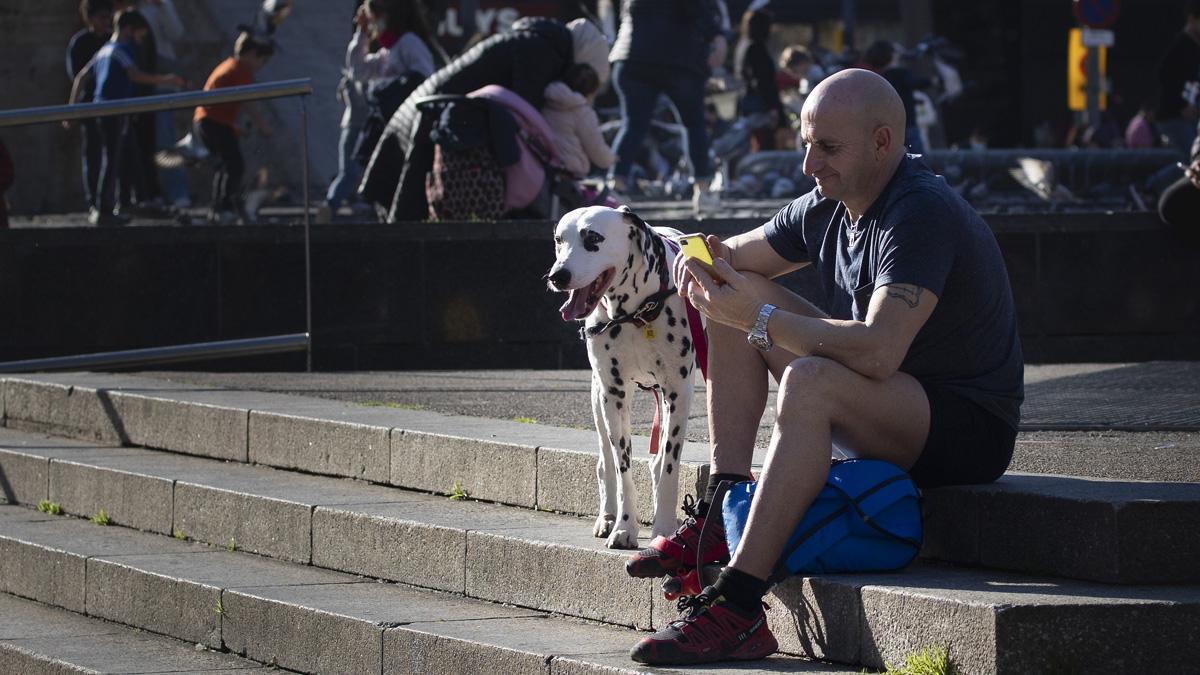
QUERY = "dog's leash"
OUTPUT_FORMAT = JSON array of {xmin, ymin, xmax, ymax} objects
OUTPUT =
[
  {"xmin": 647, "ymin": 237, "xmax": 710, "ymax": 457},
  {"xmin": 662, "ymin": 236, "xmax": 710, "ymax": 383}
]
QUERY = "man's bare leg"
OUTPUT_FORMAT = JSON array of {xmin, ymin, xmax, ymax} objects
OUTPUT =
[
  {"xmin": 622, "ymin": 276, "xmax": 832, "ymax": 579},
  {"xmin": 705, "ymin": 274, "xmax": 931, "ymax": 580},
  {"xmin": 706, "ymin": 277, "xmax": 829, "ymax": 477}
]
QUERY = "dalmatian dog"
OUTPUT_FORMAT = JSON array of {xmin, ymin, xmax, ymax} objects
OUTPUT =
[{"xmin": 545, "ymin": 205, "xmax": 701, "ymax": 549}]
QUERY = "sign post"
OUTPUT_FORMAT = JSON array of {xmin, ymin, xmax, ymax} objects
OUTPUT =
[
  {"xmin": 1072, "ymin": 0, "xmax": 1119, "ymax": 129},
  {"xmin": 1068, "ymin": 29, "xmax": 1107, "ymax": 114}
]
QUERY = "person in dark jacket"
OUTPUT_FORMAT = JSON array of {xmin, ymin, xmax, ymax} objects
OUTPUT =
[
  {"xmin": 608, "ymin": 0, "xmax": 724, "ymax": 215},
  {"xmin": 1155, "ymin": 0, "xmax": 1200, "ymax": 158},
  {"xmin": 359, "ymin": 17, "xmax": 608, "ymax": 222},
  {"xmin": 734, "ymin": 8, "xmax": 783, "ymax": 152}
]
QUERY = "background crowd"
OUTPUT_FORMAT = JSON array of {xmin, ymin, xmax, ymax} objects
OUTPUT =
[{"xmin": 2, "ymin": 0, "xmax": 1191, "ymax": 229}]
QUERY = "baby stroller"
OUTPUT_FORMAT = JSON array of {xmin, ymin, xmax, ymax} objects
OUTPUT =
[{"xmin": 410, "ymin": 85, "xmax": 604, "ymax": 222}]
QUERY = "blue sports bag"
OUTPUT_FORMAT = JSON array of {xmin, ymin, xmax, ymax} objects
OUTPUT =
[{"xmin": 720, "ymin": 458, "xmax": 922, "ymax": 578}]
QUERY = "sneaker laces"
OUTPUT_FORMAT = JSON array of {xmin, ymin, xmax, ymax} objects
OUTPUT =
[
  {"xmin": 671, "ymin": 590, "xmax": 716, "ymax": 626},
  {"xmin": 680, "ymin": 494, "xmax": 700, "ymax": 521},
  {"xmin": 674, "ymin": 590, "xmax": 771, "ymax": 625},
  {"xmin": 669, "ymin": 494, "xmax": 709, "ymax": 542}
]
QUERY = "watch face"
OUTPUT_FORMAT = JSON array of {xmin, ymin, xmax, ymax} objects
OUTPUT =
[
  {"xmin": 748, "ymin": 304, "xmax": 775, "ymax": 351},
  {"xmin": 747, "ymin": 331, "xmax": 771, "ymax": 351}
]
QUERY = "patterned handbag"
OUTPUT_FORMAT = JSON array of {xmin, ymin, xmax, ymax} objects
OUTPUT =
[{"xmin": 425, "ymin": 144, "xmax": 506, "ymax": 221}]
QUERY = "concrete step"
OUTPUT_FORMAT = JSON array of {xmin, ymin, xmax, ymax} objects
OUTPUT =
[
  {"xmin": 0, "ymin": 430, "xmax": 1198, "ymax": 674},
  {"xmin": 1, "ymin": 372, "xmax": 711, "ymax": 528},
  {"xmin": 1011, "ymin": 429, "xmax": 1200, "ymax": 482},
  {"xmin": 125, "ymin": 368, "xmax": 1200, "ymax": 484},
  {"xmin": 4, "ymin": 374, "xmax": 1200, "ymax": 585},
  {"xmin": 0, "ymin": 593, "xmax": 266, "ymax": 674},
  {"xmin": 0, "ymin": 504, "xmax": 851, "ymax": 675},
  {"xmin": 921, "ymin": 472, "xmax": 1200, "ymax": 584}
]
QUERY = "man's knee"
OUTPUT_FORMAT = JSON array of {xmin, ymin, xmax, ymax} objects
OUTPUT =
[{"xmin": 776, "ymin": 356, "xmax": 842, "ymax": 415}]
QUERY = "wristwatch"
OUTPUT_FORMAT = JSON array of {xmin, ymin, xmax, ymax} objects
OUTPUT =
[{"xmin": 747, "ymin": 303, "xmax": 777, "ymax": 351}]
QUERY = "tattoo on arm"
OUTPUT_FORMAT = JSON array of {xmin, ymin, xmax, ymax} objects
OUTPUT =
[{"xmin": 887, "ymin": 285, "xmax": 924, "ymax": 309}]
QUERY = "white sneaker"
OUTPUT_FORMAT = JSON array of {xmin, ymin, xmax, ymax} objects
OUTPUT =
[
  {"xmin": 88, "ymin": 207, "xmax": 130, "ymax": 226},
  {"xmin": 692, "ymin": 189, "xmax": 720, "ymax": 217},
  {"xmin": 208, "ymin": 210, "xmax": 239, "ymax": 225}
]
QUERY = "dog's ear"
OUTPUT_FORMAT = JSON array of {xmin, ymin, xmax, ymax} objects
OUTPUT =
[
  {"xmin": 619, "ymin": 207, "xmax": 662, "ymax": 262},
  {"xmin": 618, "ymin": 206, "xmax": 651, "ymax": 233}
]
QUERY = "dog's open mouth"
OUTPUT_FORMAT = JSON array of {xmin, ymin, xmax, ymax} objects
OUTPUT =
[{"xmin": 559, "ymin": 267, "xmax": 616, "ymax": 321}]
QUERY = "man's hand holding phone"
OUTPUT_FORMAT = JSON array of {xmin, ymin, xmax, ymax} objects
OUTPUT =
[
  {"xmin": 673, "ymin": 233, "xmax": 766, "ymax": 332},
  {"xmin": 674, "ymin": 233, "xmax": 729, "ymax": 298}
]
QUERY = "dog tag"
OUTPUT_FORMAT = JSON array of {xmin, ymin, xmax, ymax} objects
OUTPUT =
[{"xmin": 643, "ymin": 325, "xmax": 656, "ymax": 341}]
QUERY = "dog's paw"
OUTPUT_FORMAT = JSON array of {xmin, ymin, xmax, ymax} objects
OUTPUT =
[
  {"xmin": 593, "ymin": 514, "xmax": 616, "ymax": 538},
  {"xmin": 605, "ymin": 527, "xmax": 640, "ymax": 549}
]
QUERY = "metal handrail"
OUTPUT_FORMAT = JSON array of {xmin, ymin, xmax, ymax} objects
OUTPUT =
[
  {"xmin": 0, "ymin": 333, "xmax": 310, "ymax": 373},
  {"xmin": 0, "ymin": 78, "xmax": 316, "ymax": 371},
  {"xmin": 0, "ymin": 79, "xmax": 314, "ymax": 128}
]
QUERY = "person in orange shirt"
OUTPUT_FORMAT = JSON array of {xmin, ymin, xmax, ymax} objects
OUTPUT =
[{"xmin": 193, "ymin": 31, "xmax": 274, "ymax": 224}]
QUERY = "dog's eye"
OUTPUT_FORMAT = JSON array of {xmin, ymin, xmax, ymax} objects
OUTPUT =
[
  {"xmin": 584, "ymin": 231, "xmax": 605, "ymax": 247},
  {"xmin": 554, "ymin": 235, "xmax": 563, "ymax": 245}
]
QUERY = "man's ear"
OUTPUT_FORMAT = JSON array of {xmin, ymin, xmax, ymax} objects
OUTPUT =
[{"xmin": 874, "ymin": 125, "xmax": 894, "ymax": 158}]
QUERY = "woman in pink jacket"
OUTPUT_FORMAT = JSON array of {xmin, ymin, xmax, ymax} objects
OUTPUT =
[{"xmin": 542, "ymin": 63, "xmax": 614, "ymax": 179}]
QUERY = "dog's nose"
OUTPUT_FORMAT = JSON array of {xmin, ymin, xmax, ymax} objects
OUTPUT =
[{"xmin": 546, "ymin": 268, "xmax": 571, "ymax": 289}]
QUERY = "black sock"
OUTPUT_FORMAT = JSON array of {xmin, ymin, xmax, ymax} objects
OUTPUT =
[
  {"xmin": 698, "ymin": 473, "xmax": 753, "ymax": 517},
  {"xmin": 711, "ymin": 567, "xmax": 770, "ymax": 614}
]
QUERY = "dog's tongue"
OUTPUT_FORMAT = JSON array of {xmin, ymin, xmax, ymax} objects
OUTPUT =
[{"xmin": 559, "ymin": 289, "xmax": 591, "ymax": 322}]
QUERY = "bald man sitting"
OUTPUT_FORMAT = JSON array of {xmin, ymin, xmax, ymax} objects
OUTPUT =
[{"xmin": 626, "ymin": 69, "xmax": 1024, "ymax": 665}]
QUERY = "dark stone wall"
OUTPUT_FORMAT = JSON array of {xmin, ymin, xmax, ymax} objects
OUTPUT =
[{"xmin": 0, "ymin": 214, "xmax": 1195, "ymax": 371}]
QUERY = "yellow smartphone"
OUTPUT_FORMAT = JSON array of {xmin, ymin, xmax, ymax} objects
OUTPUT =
[{"xmin": 677, "ymin": 233, "xmax": 724, "ymax": 284}]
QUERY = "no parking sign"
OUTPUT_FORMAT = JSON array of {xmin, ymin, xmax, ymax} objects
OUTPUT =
[{"xmin": 1073, "ymin": 0, "xmax": 1120, "ymax": 29}]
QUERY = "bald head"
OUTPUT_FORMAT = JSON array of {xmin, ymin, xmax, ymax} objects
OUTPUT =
[
  {"xmin": 804, "ymin": 68, "xmax": 906, "ymax": 151},
  {"xmin": 798, "ymin": 68, "xmax": 909, "ymax": 216}
]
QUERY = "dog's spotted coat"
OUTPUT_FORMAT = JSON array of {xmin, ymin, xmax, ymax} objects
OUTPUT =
[{"xmin": 546, "ymin": 205, "xmax": 699, "ymax": 548}]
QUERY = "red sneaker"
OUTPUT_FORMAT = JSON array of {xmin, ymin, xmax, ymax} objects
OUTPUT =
[
  {"xmin": 625, "ymin": 496, "xmax": 729, "ymax": 578},
  {"xmin": 629, "ymin": 589, "xmax": 778, "ymax": 665}
]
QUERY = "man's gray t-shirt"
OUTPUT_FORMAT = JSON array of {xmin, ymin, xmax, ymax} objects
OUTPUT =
[{"xmin": 763, "ymin": 155, "xmax": 1024, "ymax": 429}]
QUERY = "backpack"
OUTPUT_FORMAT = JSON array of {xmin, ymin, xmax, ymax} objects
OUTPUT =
[{"xmin": 718, "ymin": 458, "xmax": 922, "ymax": 579}]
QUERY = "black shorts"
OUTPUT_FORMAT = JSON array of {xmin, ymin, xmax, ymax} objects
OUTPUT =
[{"xmin": 907, "ymin": 381, "xmax": 1016, "ymax": 489}]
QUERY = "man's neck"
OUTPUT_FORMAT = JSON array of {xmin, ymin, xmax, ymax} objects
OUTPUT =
[{"xmin": 844, "ymin": 153, "xmax": 905, "ymax": 222}]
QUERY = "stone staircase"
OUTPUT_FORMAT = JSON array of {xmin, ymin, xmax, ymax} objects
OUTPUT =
[{"xmin": 0, "ymin": 372, "xmax": 1197, "ymax": 674}]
